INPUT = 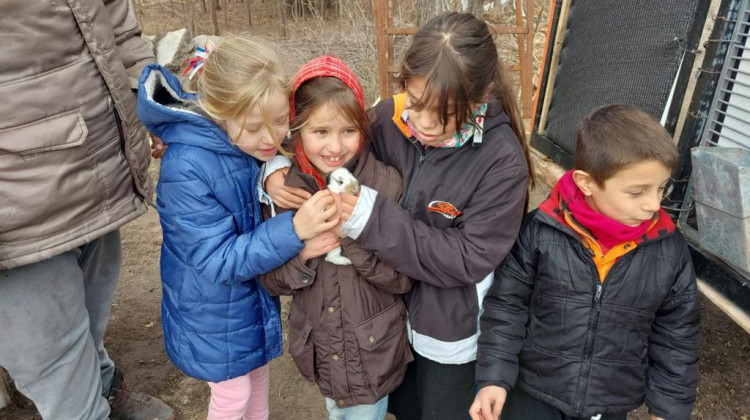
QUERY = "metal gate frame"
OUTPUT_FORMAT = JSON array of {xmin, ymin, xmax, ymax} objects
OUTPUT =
[{"xmin": 372, "ymin": 0, "xmax": 536, "ymax": 118}]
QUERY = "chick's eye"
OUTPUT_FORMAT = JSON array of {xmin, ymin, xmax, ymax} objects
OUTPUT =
[{"xmin": 337, "ymin": 180, "xmax": 343, "ymax": 185}]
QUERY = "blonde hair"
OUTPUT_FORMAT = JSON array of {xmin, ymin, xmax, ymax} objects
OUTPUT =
[{"xmin": 191, "ymin": 35, "xmax": 288, "ymax": 144}]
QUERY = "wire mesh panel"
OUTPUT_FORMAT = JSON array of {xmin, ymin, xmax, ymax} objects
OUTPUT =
[
  {"xmin": 702, "ymin": 4, "xmax": 750, "ymax": 148},
  {"xmin": 531, "ymin": 0, "xmax": 702, "ymax": 168}
]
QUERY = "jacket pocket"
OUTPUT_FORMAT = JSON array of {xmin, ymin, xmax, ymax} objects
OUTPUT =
[
  {"xmin": 0, "ymin": 110, "xmax": 87, "ymax": 154},
  {"xmin": 0, "ymin": 110, "xmax": 106, "ymax": 244},
  {"xmin": 287, "ymin": 304, "xmax": 315, "ymax": 382},
  {"xmin": 353, "ymin": 300, "xmax": 412, "ymax": 395}
]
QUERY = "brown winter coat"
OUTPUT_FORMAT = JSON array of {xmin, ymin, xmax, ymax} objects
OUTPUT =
[
  {"xmin": 0, "ymin": 0, "xmax": 154, "ymax": 269},
  {"xmin": 260, "ymin": 151, "xmax": 413, "ymax": 408}
]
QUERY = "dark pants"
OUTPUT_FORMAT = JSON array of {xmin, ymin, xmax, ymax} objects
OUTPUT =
[
  {"xmin": 501, "ymin": 387, "xmax": 628, "ymax": 420},
  {"xmin": 388, "ymin": 348, "xmax": 476, "ymax": 420}
]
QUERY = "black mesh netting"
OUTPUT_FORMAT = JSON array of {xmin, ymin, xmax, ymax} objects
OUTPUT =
[{"xmin": 544, "ymin": 0, "xmax": 700, "ymax": 154}]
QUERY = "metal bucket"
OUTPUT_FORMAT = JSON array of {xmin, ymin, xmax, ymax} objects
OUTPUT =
[{"xmin": 692, "ymin": 147, "xmax": 750, "ymax": 272}]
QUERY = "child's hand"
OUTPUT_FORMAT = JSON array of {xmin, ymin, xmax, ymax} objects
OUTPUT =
[
  {"xmin": 299, "ymin": 231, "xmax": 340, "ymax": 263},
  {"xmin": 293, "ymin": 190, "xmax": 340, "ymax": 240},
  {"xmin": 266, "ymin": 168, "xmax": 311, "ymax": 209},
  {"xmin": 469, "ymin": 386, "xmax": 507, "ymax": 420},
  {"xmin": 150, "ymin": 134, "xmax": 167, "ymax": 158},
  {"xmin": 340, "ymin": 193, "xmax": 359, "ymax": 222}
]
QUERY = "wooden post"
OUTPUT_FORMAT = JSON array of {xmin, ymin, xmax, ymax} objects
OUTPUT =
[
  {"xmin": 0, "ymin": 368, "xmax": 12, "ymax": 409},
  {"xmin": 514, "ymin": 0, "xmax": 528, "ymax": 118},
  {"xmin": 515, "ymin": 0, "xmax": 534, "ymax": 118},
  {"xmin": 373, "ymin": 0, "xmax": 388, "ymax": 100},
  {"xmin": 538, "ymin": 0, "xmax": 571, "ymax": 133},
  {"xmin": 522, "ymin": 0, "xmax": 535, "ymax": 119}
]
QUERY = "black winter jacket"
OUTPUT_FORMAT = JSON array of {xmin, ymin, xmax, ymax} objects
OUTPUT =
[{"xmin": 476, "ymin": 207, "xmax": 699, "ymax": 420}]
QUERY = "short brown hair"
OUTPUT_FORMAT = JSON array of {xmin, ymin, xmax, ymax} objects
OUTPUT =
[{"xmin": 575, "ymin": 104, "xmax": 678, "ymax": 186}]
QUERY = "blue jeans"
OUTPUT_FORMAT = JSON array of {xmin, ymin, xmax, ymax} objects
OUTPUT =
[{"xmin": 325, "ymin": 396, "xmax": 388, "ymax": 420}]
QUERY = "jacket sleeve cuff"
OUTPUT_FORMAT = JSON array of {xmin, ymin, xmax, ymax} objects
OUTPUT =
[
  {"xmin": 477, "ymin": 381, "xmax": 511, "ymax": 391},
  {"xmin": 262, "ymin": 156, "xmax": 292, "ymax": 184},
  {"xmin": 257, "ymin": 184, "xmax": 276, "ymax": 217},
  {"xmin": 257, "ymin": 156, "xmax": 293, "ymax": 217},
  {"xmin": 647, "ymin": 402, "xmax": 691, "ymax": 420},
  {"xmin": 286, "ymin": 255, "xmax": 318, "ymax": 290},
  {"xmin": 342, "ymin": 185, "xmax": 377, "ymax": 240}
]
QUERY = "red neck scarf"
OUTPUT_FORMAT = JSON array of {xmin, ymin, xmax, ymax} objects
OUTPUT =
[{"xmin": 554, "ymin": 171, "xmax": 653, "ymax": 249}]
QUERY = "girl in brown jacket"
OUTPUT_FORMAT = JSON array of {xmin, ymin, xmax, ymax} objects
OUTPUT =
[{"xmin": 260, "ymin": 56, "xmax": 412, "ymax": 420}]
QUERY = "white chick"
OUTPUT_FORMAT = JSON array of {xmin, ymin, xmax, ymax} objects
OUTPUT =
[{"xmin": 325, "ymin": 168, "xmax": 360, "ymax": 265}]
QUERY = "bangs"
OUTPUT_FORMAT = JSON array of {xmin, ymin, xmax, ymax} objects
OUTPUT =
[
  {"xmin": 329, "ymin": 90, "xmax": 370, "ymax": 146},
  {"xmin": 403, "ymin": 51, "xmax": 473, "ymax": 131}
]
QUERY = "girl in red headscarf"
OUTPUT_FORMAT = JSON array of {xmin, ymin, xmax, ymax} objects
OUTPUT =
[{"xmin": 260, "ymin": 56, "xmax": 412, "ymax": 420}]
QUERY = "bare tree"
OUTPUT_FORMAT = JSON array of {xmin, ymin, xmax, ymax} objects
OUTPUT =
[
  {"xmin": 185, "ymin": 0, "xmax": 196, "ymax": 36},
  {"xmin": 417, "ymin": 0, "xmax": 452, "ymax": 25},
  {"xmin": 318, "ymin": 0, "xmax": 327, "ymax": 18},
  {"xmin": 210, "ymin": 0, "xmax": 220, "ymax": 34},
  {"xmin": 467, "ymin": 0, "xmax": 483, "ymax": 18},
  {"xmin": 222, "ymin": 0, "xmax": 229, "ymax": 31},
  {"xmin": 276, "ymin": 0, "xmax": 287, "ymax": 37},
  {"xmin": 245, "ymin": 0, "xmax": 253, "ymax": 31}
]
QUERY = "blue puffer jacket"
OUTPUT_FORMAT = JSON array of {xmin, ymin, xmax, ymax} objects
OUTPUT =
[{"xmin": 137, "ymin": 64, "xmax": 303, "ymax": 382}]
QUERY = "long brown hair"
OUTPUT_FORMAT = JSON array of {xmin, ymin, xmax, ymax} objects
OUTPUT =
[{"xmin": 398, "ymin": 12, "xmax": 534, "ymax": 187}]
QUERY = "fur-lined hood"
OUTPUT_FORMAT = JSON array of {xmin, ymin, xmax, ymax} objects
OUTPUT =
[{"xmin": 137, "ymin": 63, "xmax": 244, "ymax": 157}]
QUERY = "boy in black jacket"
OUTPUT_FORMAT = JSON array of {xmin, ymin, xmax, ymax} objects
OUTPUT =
[{"xmin": 470, "ymin": 104, "xmax": 699, "ymax": 420}]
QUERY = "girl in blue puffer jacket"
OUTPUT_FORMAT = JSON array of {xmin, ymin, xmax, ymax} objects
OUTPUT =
[{"xmin": 137, "ymin": 36, "xmax": 340, "ymax": 420}]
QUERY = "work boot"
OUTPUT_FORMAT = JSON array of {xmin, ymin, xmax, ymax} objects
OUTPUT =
[{"xmin": 107, "ymin": 369, "xmax": 175, "ymax": 420}]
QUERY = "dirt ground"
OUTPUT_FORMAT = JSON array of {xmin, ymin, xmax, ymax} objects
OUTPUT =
[{"xmin": 3, "ymin": 2, "xmax": 750, "ymax": 419}]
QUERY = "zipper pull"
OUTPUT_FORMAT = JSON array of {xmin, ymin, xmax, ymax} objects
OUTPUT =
[
  {"xmin": 594, "ymin": 284, "xmax": 602, "ymax": 303},
  {"xmin": 419, "ymin": 154, "xmax": 426, "ymax": 162}
]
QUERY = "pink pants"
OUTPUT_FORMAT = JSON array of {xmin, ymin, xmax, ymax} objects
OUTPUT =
[{"xmin": 207, "ymin": 365, "xmax": 270, "ymax": 420}]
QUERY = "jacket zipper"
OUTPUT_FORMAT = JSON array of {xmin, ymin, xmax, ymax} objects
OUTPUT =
[
  {"xmin": 402, "ymin": 143, "xmax": 435, "ymax": 332},
  {"xmin": 572, "ymin": 242, "xmax": 630, "ymax": 416},
  {"xmin": 401, "ymin": 145, "xmax": 435, "ymax": 209}
]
